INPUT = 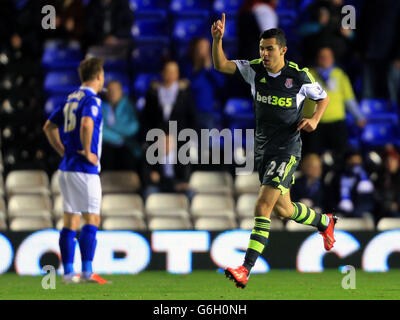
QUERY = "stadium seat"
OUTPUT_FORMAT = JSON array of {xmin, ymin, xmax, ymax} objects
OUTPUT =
[
  {"xmin": 101, "ymin": 194, "xmax": 144, "ymax": 218},
  {"xmin": 43, "ymin": 71, "xmax": 80, "ymax": 95},
  {"xmin": 50, "ymin": 171, "xmax": 61, "ymax": 195},
  {"xmin": 376, "ymin": 218, "xmax": 400, "ymax": 231},
  {"xmin": 42, "ymin": 47, "xmax": 83, "ymax": 70},
  {"xmin": 129, "ymin": 0, "xmax": 168, "ymax": 19},
  {"xmin": 132, "ymin": 73, "xmax": 160, "ymax": 97},
  {"xmin": 222, "ymin": 17, "xmax": 237, "ymax": 42},
  {"xmin": 236, "ymin": 193, "xmax": 257, "ymax": 217},
  {"xmin": 239, "ymin": 216, "xmax": 284, "ymax": 231},
  {"xmin": 104, "ymin": 71, "xmax": 130, "ymax": 94},
  {"xmin": 194, "ymin": 217, "xmax": 237, "ymax": 230},
  {"xmin": 335, "ymin": 217, "xmax": 375, "ymax": 231},
  {"xmin": 10, "ymin": 217, "xmax": 53, "ymax": 231},
  {"xmin": 224, "ymin": 98, "xmax": 255, "ymax": 133},
  {"xmin": 131, "ymin": 44, "xmax": 170, "ymax": 72},
  {"xmin": 5, "ymin": 170, "xmax": 50, "ymax": 196},
  {"xmin": 170, "ymin": 0, "xmax": 211, "ymax": 19},
  {"xmin": 234, "ymin": 173, "xmax": 259, "ymax": 195},
  {"xmin": 359, "ymin": 99, "xmax": 398, "ymax": 122},
  {"xmin": 86, "ymin": 44, "xmax": 129, "ymax": 71},
  {"xmin": 361, "ymin": 123, "xmax": 400, "ymax": 147},
  {"xmin": 131, "ymin": 18, "xmax": 169, "ymax": 44},
  {"xmin": 44, "ymin": 95, "xmax": 66, "ymax": 118},
  {"xmin": 172, "ymin": 19, "xmax": 209, "ymax": 43},
  {"xmin": 102, "ymin": 217, "xmax": 146, "ymax": 231},
  {"xmin": 53, "ymin": 194, "xmax": 63, "ymax": 218},
  {"xmin": 100, "ymin": 171, "xmax": 141, "ymax": 193},
  {"xmin": 145, "ymin": 193, "xmax": 189, "ymax": 218},
  {"xmin": 189, "ymin": 171, "xmax": 233, "ymax": 194},
  {"xmin": 0, "ymin": 174, "xmax": 4, "ymax": 197},
  {"xmin": 285, "ymin": 220, "xmax": 314, "ymax": 231},
  {"xmin": 8, "ymin": 194, "xmax": 52, "ymax": 219},
  {"xmin": 213, "ymin": 0, "xmax": 243, "ymax": 17},
  {"xmin": 148, "ymin": 217, "xmax": 192, "ymax": 230},
  {"xmin": 0, "ymin": 215, "xmax": 6, "ymax": 230},
  {"xmin": 191, "ymin": 194, "xmax": 236, "ymax": 218}
]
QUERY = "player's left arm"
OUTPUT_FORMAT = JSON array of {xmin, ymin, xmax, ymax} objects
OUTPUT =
[
  {"xmin": 297, "ymin": 75, "xmax": 330, "ymax": 132},
  {"xmin": 43, "ymin": 120, "xmax": 65, "ymax": 157},
  {"xmin": 297, "ymin": 95, "xmax": 330, "ymax": 132}
]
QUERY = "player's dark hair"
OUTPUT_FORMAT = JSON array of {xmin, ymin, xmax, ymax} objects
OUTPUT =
[
  {"xmin": 78, "ymin": 57, "xmax": 104, "ymax": 82},
  {"xmin": 259, "ymin": 28, "xmax": 287, "ymax": 48}
]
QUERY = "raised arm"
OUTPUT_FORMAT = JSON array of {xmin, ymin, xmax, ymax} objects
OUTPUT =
[{"xmin": 211, "ymin": 13, "xmax": 237, "ymax": 74}]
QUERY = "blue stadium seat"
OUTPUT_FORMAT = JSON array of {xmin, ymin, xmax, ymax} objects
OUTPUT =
[
  {"xmin": 44, "ymin": 95, "xmax": 66, "ymax": 118},
  {"xmin": 104, "ymin": 72, "xmax": 131, "ymax": 94},
  {"xmin": 223, "ymin": 17, "xmax": 237, "ymax": 43},
  {"xmin": 361, "ymin": 123, "xmax": 400, "ymax": 147},
  {"xmin": 224, "ymin": 98, "xmax": 255, "ymax": 134},
  {"xmin": 132, "ymin": 73, "xmax": 160, "ymax": 97},
  {"xmin": 131, "ymin": 43, "xmax": 170, "ymax": 72},
  {"xmin": 172, "ymin": 19, "xmax": 209, "ymax": 42},
  {"xmin": 213, "ymin": 0, "xmax": 243, "ymax": 17},
  {"xmin": 224, "ymin": 98, "xmax": 253, "ymax": 117},
  {"xmin": 43, "ymin": 71, "xmax": 80, "ymax": 95},
  {"xmin": 170, "ymin": 0, "xmax": 211, "ymax": 19},
  {"xmin": 359, "ymin": 99, "xmax": 398, "ymax": 123},
  {"xmin": 131, "ymin": 19, "xmax": 169, "ymax": 44},
  {"xmin": 129, "ymin": 0, "xmax": 168, "ymax": 19},
  {"xmin": 42, "ymin": 47, "xmax": 83, "ymax": 70}
]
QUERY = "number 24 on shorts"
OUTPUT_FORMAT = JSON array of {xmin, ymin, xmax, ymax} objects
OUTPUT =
[{"xmin": 266, "ymin": 161, "xmax": 287, "ymax": 177}]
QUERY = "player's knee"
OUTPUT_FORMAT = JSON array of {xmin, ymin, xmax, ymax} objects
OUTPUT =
[
  {"xmin": 254, "ymin": 197, "xmax": 274, "ymax": 217},
  {"xmin": 83, "ymin": 214, "xmax": 101, "ymax": 227}
]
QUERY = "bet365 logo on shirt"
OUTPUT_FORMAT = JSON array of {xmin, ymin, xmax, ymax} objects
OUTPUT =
[{"xmin": 256, "ymin": 91, "xmax": 293, "ymax": 107}]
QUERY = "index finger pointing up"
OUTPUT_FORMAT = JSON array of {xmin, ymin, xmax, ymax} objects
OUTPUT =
[{"xmin": 222, "ymin": 13, "xmax": 225, "ymax": 26}]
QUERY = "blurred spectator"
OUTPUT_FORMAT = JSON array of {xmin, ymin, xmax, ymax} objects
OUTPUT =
[
  {"xmin": 141, "ymin": 61, "xmax": 197, "ymax": 137},
  {"xmin": 237, "ymin": 0, "xmax": 279, "ymax": 60},
  {"xmin": 356, "ymin": 0, "xmax": 400, "ymax": 101},
  {"xmin": 101, "ymin": 80, "xmax": 141, "ymax": 171},
  {"xmin": 299, "ymin": 0, "xmax": 353, "ymax": 66},
  {"xmin": 182, "ymin": 37, "xmax": 225, "ymax": 129},
  {"xmin": 374, "ymin": 145, "xmax": 400, "ymax": 219},
  {"xmin": 143, "ymin": 134, "xmax": 192, "ymax": 199},
  {"xmin": 326, "ymin": 149, "xmax": 374, "ymax": 217},
  {"xmin": 302, "ymin": 47, "xmax": 365, "ymax": 159},
  {"xmin": 84, "ymin": 0, "xmax": 133, "ymax": 47},
  {"xmin": 291, "ymin": 153, "xmax": 324, "ymax": 212},
  {"xmin": 43, "ymin": 0, "xmax": 85, "ymax": 43}
]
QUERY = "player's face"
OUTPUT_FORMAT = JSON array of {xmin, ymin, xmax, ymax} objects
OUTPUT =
[
  {"xmin": 259, "ymin": 38, "xmax": 286, "ymax": 71},
  {"xmin": 162, "ymin": 62, "xmax": 179, "ymax": 85}
]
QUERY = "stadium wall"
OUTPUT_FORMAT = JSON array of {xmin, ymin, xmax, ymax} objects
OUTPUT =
[{"xmin": 1, "ymin": 230, "xmax": 400, "ymax": 275}]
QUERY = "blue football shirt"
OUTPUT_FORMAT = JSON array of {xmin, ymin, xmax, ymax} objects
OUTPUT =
[{"xmin": 48, "ymin": 86, "xmax": 103, "ymax": 174}]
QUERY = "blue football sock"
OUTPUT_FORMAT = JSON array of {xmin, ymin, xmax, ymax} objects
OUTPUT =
[
  {"xmin": 78, "ymin": 224, "xmax": 98, "ymax": 275},
  {"xmin": 59, "ymin": 228, "xmax": 77, "ymax": 275}
]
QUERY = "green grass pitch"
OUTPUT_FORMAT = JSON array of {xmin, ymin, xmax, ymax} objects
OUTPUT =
[{"xmin": 0, "ymin": 270, "xmax": 399, "ymax": 300}]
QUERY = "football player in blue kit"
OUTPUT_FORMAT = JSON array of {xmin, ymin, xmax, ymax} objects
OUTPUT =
[{"xmin": 43, "ymin": 57, "xmax": 108, "ymax": 284}]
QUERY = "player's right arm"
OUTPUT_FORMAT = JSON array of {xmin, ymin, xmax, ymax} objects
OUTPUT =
[
  {"xmin": 211, "ymin": 13, "xmax": 237, "ymax": 74},
  {"xmin": 43, "ymin": 119, "xmax": 65, "ymax": 158}
]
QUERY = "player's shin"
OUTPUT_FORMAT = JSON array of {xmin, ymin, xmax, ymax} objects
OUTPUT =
[
  {"xmin": 59, "ymin": 228, "xmax": 77, "ymax": 275},
  {"xmin": 78, "ymin": 224, "xmax": 98, "ymax": 278},
  {"xmin": 290, "ymin": 202, "xmax": 330, "ymax": 231},
  {"xmin": 242, "ymin": 216, "xmax": 271, "ymax": 274}
]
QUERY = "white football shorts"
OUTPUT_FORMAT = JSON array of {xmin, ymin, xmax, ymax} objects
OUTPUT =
[{"xmin": 58, "ymin": 170, "xmax": 102, "ymax": 215}]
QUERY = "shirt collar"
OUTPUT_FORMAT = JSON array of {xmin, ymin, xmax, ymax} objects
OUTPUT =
[{"xmin": 79, "ymin": 86, "xmax": 97, "ymax": 95}]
